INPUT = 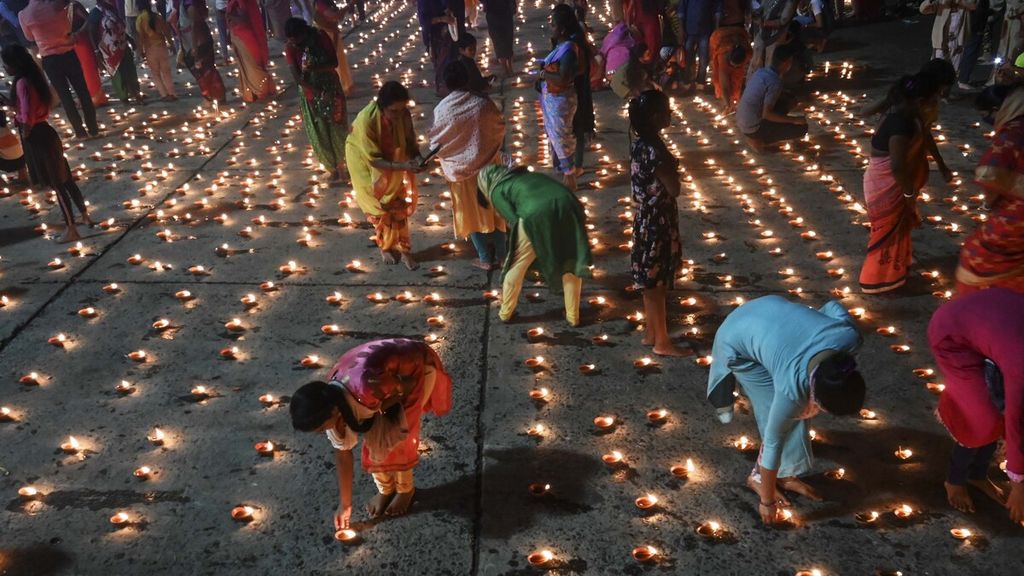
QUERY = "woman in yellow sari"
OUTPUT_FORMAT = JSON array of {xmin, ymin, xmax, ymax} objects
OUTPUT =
[{"xmin": 346, "ymin": 81, "xmax": 425, "ymax": 270}]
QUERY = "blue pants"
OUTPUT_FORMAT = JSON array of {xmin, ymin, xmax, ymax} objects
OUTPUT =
[
  {"xmin": 470, "ymin": 230, "xmax": 507, "ymax": 263},
  {"xmin": 685, "ymin": 34, "xmax": 711, "ymax": 85},
  {"xmin": 734, "ymin": 362, "xmax": 812, "ymax": 479}
]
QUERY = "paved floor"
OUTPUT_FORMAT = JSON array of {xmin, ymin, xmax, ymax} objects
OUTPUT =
[{"xmin": 2, "ymin": 3, "xmax": 1023, "ymax": 575}]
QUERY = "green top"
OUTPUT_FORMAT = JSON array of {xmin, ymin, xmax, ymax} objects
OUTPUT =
[{"xmin": 478, "ymin": 166, "xmax": 593, "ymax": 291}]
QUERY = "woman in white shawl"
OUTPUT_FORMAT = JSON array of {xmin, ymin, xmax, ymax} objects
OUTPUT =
[
  {"xmin": 428, "ymin": 61, "xmax": 507, "ymax": 270},
  {"xmin": 920, "ymin": 0, "xmax": 978, "ymax": 75}
]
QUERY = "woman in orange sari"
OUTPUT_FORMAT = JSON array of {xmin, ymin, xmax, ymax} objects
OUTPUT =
[
  {"xmin": 859, "ymin": 73, "xmax": 942, "ymax": 294},
  {"xmin": 226, "ymin": 0, "xmax": 275, "ymax": 102},
  {"xmin": 955, "ymin": 85, "xmax": 1024, "ymax": 295}
]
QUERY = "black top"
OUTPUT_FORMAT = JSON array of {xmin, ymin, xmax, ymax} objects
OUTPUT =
[{"xmin": 871, "ymin": 112, "xmax": 917, "ymax": 153}]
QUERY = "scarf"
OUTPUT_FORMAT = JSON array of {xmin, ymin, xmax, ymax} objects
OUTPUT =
[
  {"xmin": 348, "ymin": 101, "xmax": 414, "ymax": 216},
  {"xmin": 477, "ymin": 164, "xmax": 515, "ymax": 201},
  {"xmin": 96, "ymin": 0, "xmax": 127, "ymax": 75},
  {"xmin": 428, "ymin": 90, "xmax": 505, "ymax": 182},
  {"xmin": 994, "ymin": 86, "xmax": 1024, "ymax": 130}
]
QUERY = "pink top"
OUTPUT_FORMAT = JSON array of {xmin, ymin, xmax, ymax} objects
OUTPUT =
[
  {"xmin": 928, "ymin": 287, "xmax": 1024, "ymax": 481},
  {"xmin": 15, "ymin": 79, "xmax": 50, "ymax": 128},
  {"xmin": 19, "ymin": 0, "xmax": 76, "ymax": 57}
]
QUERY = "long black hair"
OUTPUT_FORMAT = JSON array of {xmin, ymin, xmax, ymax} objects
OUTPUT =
[
  {"xmin": 551, "ymin": 3, "xmax": 582, "ymax": 42},
  {"xmin": 628, "ymin": 89, "xmax": 671, "ymax": 160},
  {"xmin": 290, "ymin": 380, "xmax": 379, "ymax": 433},
  {"xmin": 886, "ymin": 73, "xmax": 942, "ymax": 114},
  {"xmin": 376, "ymin": 81, "xmax": 410, "ymax": 108},
  {"xmin": 2, "ymin": 44, "xmax": 55, "ymax": 110},
  {"xmin": 137, "ymin": 0, "xmax": 157, "ymax": 31}
]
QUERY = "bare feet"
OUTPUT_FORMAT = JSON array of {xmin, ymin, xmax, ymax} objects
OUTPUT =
[
  {"xmin": 778, "ymin": 476, "xmax": 824, "ymax": 501},
  {"xmin": 400, "ymin": 252, "xmax": 419, "ymax": 270},
  {"xmin": 652, "ymin": 342, "xmax": 689, "ymax": 357},
  {"xmin": 80, "ymin": 213, "xmax": 95, "ymax": 226},
  {"xmin": 946, "ymin": 481, "xmax": 975, "ymax": 513},
  {"xmin": 380, "ymin": 249, "xmax": 398, "ymax": 265},
  {"xmin": 385, "ymin": 490, "xmax": 415, "ymax": 516},
  {"xmin": 747, "ymin": 474, "xmax": 791, "ymax": 506},
  {"xmin": 969, "ymin": 478, "xmax": 1007, "ymax": 505},
  {"xmin": 367, "ymin": 493, "xmax": 394, "ymax": 518},
  {"xmin": 60, "ymin": 229, "xmax": 81, "ymax": 243}
]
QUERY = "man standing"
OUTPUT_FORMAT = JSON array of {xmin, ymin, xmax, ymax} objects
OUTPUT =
[
  {"xmin": 19, "ymin": 0, "xmax": 100, "ymax": 138},
  {"xmin": 679, "ymin": 0, "xmax": 716, "ymax": 90}
]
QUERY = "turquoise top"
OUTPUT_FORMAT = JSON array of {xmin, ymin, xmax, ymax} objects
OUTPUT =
[{"xmin": 707, "ymin": 296, "xmax": 862, "ymax": 470}]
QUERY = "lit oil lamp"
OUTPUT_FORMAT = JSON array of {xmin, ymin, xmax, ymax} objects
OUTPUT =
[
  {"xmin": 147, "ymin": 427, "xmax": 165, "ymax": 445},
  {"xmin": 187, "ymin": 265, "xmax": 208, "ymax": 276},
  {"xmin": 240, "ymin": 294, "xmax": 258, "ymax": 307},
  {"xmin": 591, "ymin": 334, "xmax": 610, "ymax": 345},
  {"xmin": 367, "ymin": 292, "xmax": 387, "ymax": 303},
  {"xmin": 695, "ymin": 355, "xmax": 713, "ymax": 367},
  {"xmin": 626, "ymin": 311, "xmax": 644, "ymax": 324},
  {"xmin": 255, "ymin": 441, "xmax": 275, "ymax": 456},
  {"xmin": 794, "ymin": 570, "xmax": 823, "ymax": 576},
  {"xmin": 602, "ymin": 450, "xmax": 625, "ymax": 466},
  {"xmin": 259, "ymin": 281, "xmax": 278, "ymax": 293},
  {"xmin": 635, "ymin": 493, "xmax": 659, "ymax": 510},
  {"xmin": 279, "ymin": 261, "xmax": 301, "ymax": 274},
  {"xmin": 483, "ymin": 289, "xmax": 500, "ymax": 300},
  {"xmin": 426, "ymin": 315, "xmax": 445, "ymax": 326},
  {"xmin": 190, "ymin": 385, "xmax": 211, "ymax": 399},
  {"xmin": 894, "ymin": 446, "xmax": 913, "ymax": 460},
  {"xmin": 18, "ymin": 486, "xmax": 40, "ymax": 499},
  {"xmin": 913, "ymin": 368, "xmax": 934, "ymax": 378},
  {"xmin": 116, "ymin": 380, "xmax": 136, "ymax": 395},
  {"xmin": 524, "ymin": 356, "xmax": 545, "ymax": 368},
  {"xmin": 321, "ymin": 324, "xmax": 342, "ymax": 335},
  {"xmin": 134, "ymin": 466, "xmax": 154, "ymax": 479},
  {"xmin": 220, "ymin": 346, "xmax": 240, "ymax": 359},
  {"xmin": 578, "ymin": 363, "xmax": 597, "ymax": 374},
  {"xmin": 825, "ymin": 467, "xmax": 846, "ymax": 480},
  {"xmin": 696, "ymin": 521, "xmax": 723, "ymax": 539},
  {"xmin": 61, "ymin": 436, "xmax": 81, "ymax": 454},
  {"xmin": 634, "ymin": 357, "xmax": 659, "ymax": 369},
  {"xmin": 528, "ymin": 483, "xmax": 551, "ymax": 496},
  {"xmin": 734, "ymin": 436, "xmax": 755, "ymax": 451},
  {"xmin": 110, "ymin": 511, "xmax": 131, "ymax": 526},
  {"xmin": 926, "ymin": 382, "xmax": 945, "ymax": 394},
  {"xmin": 299, "ymin": 354, "xmax": 321, "ymax": 368},
  {"xmin": 225, "ymin": 318, "xmax": 245, "ymax": 332},
  {"xmin": 855, "ymin": 510, "xmax": 880, "ymax": 525},
  {"xmin": 47, "ymin": 333, "xmax": 68, "ymax": 348},
  {"xmin": 950, "ymin": 528, "xmax": 973, "ymax": 541},
  {"xmin": 876, "ymin": 326, "xmax": 896, "ymax": 336},
  {"xmin": 800, "ymin": 231, "xmax": 818, "ymax": 240},
  {"xmin": 258, "ymin": 394, "xmax": 277, "ymax": 407},
  {"xmin": 893, "ymin": 504, "xmax": 914, "ymax": 519},
  {"xmin": 859, "ymin": 409, "xmax": 878, "ymax": 420},
  {"xmin": 526, "ymin": 327, "xmax": 545, "ymax": 339},
  {"xmin": 890, "ymin": 344, "xmax": 911, "ymax": 354},
  {"xmin": 345, "ymin": 260, "xmax": 363, "ymax": 272},
  {"xmin": 78, "ymin": 307, "xmax": 98, "ymax": 318},
  {"xmin": 394, "ymin": 291, "xmax": 416, "ymax": 303},
  {"xmin": 231, "ymin": 505, "xmax": 255, "ymax": 522},
  {"xmin": 127, "ymin": 350, "xmax": 148, "ymax": 362},
  {"xmin": 46, "ymin": 257, "xmax": 64, "ymax": 270},
  {"xmin": 174, "ymin": 290, "xmax": 194, "ymax": 301},
  {"xmin": 102, "ymin": 283, "xmax": 121, "ymax": 294},
  {"xmin": 0, "ymin": 406, "xmax": 15, "ymax": 421},
  {"xmin": 632, "ymin": 545, "xmax": 659, "ymax": 563},
  {"xmin": 670, "ymin": 458, "xmax": 696, "ymax": 479},
  {"xmin": 827, "ymin": 268, "xmax": 845, "ymax": 278},
  {"xmin": 529, "ymin": 387, "xmax": 550, "ymax": 401},
  {"xmin": 815, "ymin": 251, "xmax": 834, "ymax": 261},
  {"xmin": 647, "ymin": 409, "xmax": 668, "ymax": 424},
  {"xmin": 19, "ymin": 372, "xmax": 41, "ymax": 386},
  {"xmin": 527, "ymin": 550, "xmax": 554, "ymax": 567},
  {"xmin": 423, "ymin": 292, "xmax": 443, "ymax": 304},
  {"xmin": 848, "ymin": 307, "xmax": 865, "ymax": 319},
  {"xmin": 593, "ymin": 416, "xmax": 616, "ymax": 430},
  {"xmin": 325, "ymin": 291, "xmax": 345, "ymax": 305},
  {"xmin": 587, "ymin": 296, "xmax": 609, "ymax": 307},
  {"xmin": 335, "ymin": 529, "xmax": 359, "ymax": 544},
  {"xmin": 526, "ymin": 424, "xmax": 546, "ymax": 437}
]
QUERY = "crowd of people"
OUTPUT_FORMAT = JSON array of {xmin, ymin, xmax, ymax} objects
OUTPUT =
[{"xmin": 0, "ymin": 0, "xmax": 1021, "ymax": 534}]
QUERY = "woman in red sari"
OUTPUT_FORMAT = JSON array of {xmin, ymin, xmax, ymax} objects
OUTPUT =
[
  {"xmin": 955, "ymin": 86, "xmax": 1024, "ymax": 295},
  {"xmin": 858, "ymin": 73, "xmax": 942, "ymax": 294},
  {"xmin": 171, "ymin": 0, "xmax": 227, "ymax": 103},
  {"xmin": 225, "ymin": 0, "xmax": 275, "ymax": 102}
]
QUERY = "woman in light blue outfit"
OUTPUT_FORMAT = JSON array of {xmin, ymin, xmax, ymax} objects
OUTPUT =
[
  {"xmin": 536, "ymin": 4, "xmax": 581, "ymax": 190},
  {"xmin": 707, "ymin": 295, "xmax": 865, "ymax": 524}
]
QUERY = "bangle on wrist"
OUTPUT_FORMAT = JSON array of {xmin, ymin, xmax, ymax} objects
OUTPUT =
[
  {"xmin": 759, "ymin": 500, "xmax": 775, "ymax": 507},
  {"xmin": 903, "ymin": 192, "xmax": 915, "ymax": 198}
]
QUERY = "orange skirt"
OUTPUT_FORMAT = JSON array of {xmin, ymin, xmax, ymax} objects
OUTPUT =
[{"xmin": 859, "ymin": 156, "xmax": 921, "ymax": 293}]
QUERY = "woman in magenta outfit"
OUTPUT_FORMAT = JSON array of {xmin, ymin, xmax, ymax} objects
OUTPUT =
[
  {"xmin": 928, "ymin": 287, "xmax": 1024, "ymax": 523},
  {"xmin": 290, "ymin": 339, "xmax": 453, "ymax": 529}
]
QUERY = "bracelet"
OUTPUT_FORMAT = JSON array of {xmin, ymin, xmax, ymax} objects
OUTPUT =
[
  {"xmin": 903, "ymin": 193, "xmax": 915, "ymax": 198},
  {"xmin": 759, "ymin": 501, "xmax": 775, "ymax": 507}
]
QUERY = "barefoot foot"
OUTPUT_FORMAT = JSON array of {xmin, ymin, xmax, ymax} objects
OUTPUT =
[
  {"xmin": 400, "ymin": 252, "xmax": 419, "ymax": 270},
  {"xmin": 652, "ymin": 343, "xmax": 689, "ymax": 357},
  {"xmin": 968, "ymin": 478, "xmax": 1007, "ymax": 505},
  {"xmin": 60, "ymin": 230, "xmax": 81, "ymax": 243},
  {"xmin": 946, "ymin": 481, "xmax": 976, "ymax": 513},
  {"xmin": 367, "ymin": 493, "xmax": 394, "ymax": 518},
  {"xmin": 385, "ymin": 490, "xmax": 415, "ymax": 516},
  {"xmin": 746, "ymin": 474, "xmax": 790, "ymax": 506},
  {"xmin": 380, "ymin": 250, "xmax": 398, "ymax": 265},
  {"xmin": 778, "ymin": 477, "xmax": 823, "ymax": 501}
]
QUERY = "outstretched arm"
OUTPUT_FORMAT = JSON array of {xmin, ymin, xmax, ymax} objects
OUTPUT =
[{"xmin": 333, "ymin": 448, "xmax": 354, "ymax": 529}]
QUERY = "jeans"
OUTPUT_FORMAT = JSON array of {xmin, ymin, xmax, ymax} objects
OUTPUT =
[
  {"xmin": 946, "ymin": 360, "xmax": 1003, "ymax": 484},
  {"xmin": 470, "ymin": 230, "xmax": 507, "ymax": 263},
  {"xmin": 215, "ymin": 9, "xmax": 231, "ymax": 62},
  {"xmin": 40, "ymin": 51, "xmax": 98, "ymax": 137},
  {"xmin": 685, "ymin": 33, "xmax": 711, "ymax": 85}
]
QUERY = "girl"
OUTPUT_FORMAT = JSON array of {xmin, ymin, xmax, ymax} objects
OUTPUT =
[
  {"xmin": 0, "ymin": 109, "xmax": 28, "ymax": 184},
  {"xmin": 290, "ymin": 339, "xmax": 453, "ymax": 527},
  {"xmin": 90, "ymin": 0, "xmax": 144, "ymax": 104},
  {"xmin": 2, "ymin": 44, "xmax": 95, "ymax": 242},
  {"xmin": 629, "ymin": 90, "xmax": 685, "ymax": 356},
  {"xmin": 858, "ymin": 73, "xmax": 942, "ymax": 294},
  {"xmin": 135, "ymin": 0, "xmax": 177, "ymax": 101}
]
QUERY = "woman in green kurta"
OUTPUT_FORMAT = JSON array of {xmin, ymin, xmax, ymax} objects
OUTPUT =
[{"xmin": 477, "ymin": 165, "xmax": 592, "ymax": 326}]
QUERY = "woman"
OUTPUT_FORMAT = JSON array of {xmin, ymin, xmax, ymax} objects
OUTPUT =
[
  {"xmin": 285, "ymin": 18, "xmax": 348, "ymax": 183},
  {"xmin": 90, "ymin": 0, "xmax": 144, "ymax": 103},
  {"xmin": 71, "ymin": 0, "xmax": 109, "ymax": 107},
  {"xmin": 992, "ymin": 0, "xmax": 1023, "ymax": 85},
  {"xmin": 313, "ymin": 0, "xmax": 354, "ymax": 94},
  {"xmin": 290, "ymin": 339, "xmax": 453, "ymax": 527},
  {"xmin": 171, "ymin": 0, "xmax": 227, "ymax": 103},
  {"xmin": 482, "ymin": 0, "xmax": 514, "ymax": 76},
  {"xmin": 2, "ymin": 44, "xmax": 95, "ymax": 242},
  {"xmin": 956, "ymin": 84, "xmax": 1024, "ymax": 294},
  {"xmin": 858, "ymin": 73, "xmax": 942, "ymax": 294},
  {"xmin": 346, "ymin": 81, "xmax": 424, "ymax": 270},
  {"xmin": 537, "ymin": 5, "xmax": 582, "ymax": 190},
  {"xmin": 136, "ymin": 0, "xmax": 177, "ymax": 101},
  {"xmin": 928, "ymin": 288, "xmax": 1024, "ymax": 523},
  {"xmin": 476, "ymin": 164, "xmax": 592, "ymax": 326},
  {"xmin": 707, "ymin": 296, "xmax": 865, "ymax": 524},
  {"xmin": 623, "ymin": 0, "xmax": 662, "ymax": 62},
  {"xmin": 564, "ymin": 4, "xmax": 594, "ymax": 178},
  {"xmin": 920, "ymin": 0, "xmax": 977, "ymax": 74},
  {"xmin": 429, "ymin": 62, "xmax": 507, "ymax": 270},
  {"xmin": 629, "ymin": 91, "xmax": 684, "ymax": 356},
  {"xmin": 418, "ymin": 0, "xmax": 464, "ymax": 96},
  {"xmin": 226, "ymin": 0, "xmax": 275, "ymax": 102}
]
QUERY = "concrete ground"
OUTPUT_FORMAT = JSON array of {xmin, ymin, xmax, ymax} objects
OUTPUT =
[{"xmin": 2, "ymin": 3, "xmax": 1023, "ymax": 575}]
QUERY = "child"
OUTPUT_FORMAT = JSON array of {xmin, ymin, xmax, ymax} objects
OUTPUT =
[
  {"xmin": 0, "ymin": 109, "xmax": 28, "ymax": 184},
  {"xmin": 290, "ymin": 339, "xmax": 453, "ymax": 528},
  {"xmin": 2, "ymin": 44, "xmax": 95, "ymax": 242},
  {"xmin": 135, "ymin": 0, "xmax": 177, "ymax": 101},
  {"xmin": 456, "ymin": 33, "xmax": 494, "ymax": 93}
]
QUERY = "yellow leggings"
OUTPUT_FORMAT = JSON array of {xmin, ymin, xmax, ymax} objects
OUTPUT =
[
  {"xmin": 499, "ymin": 221, "xmax": 582, "ymax": 326},
  {"xmin": 371, "ymin": 469, "xmax": 414, "ymax": 495}
]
